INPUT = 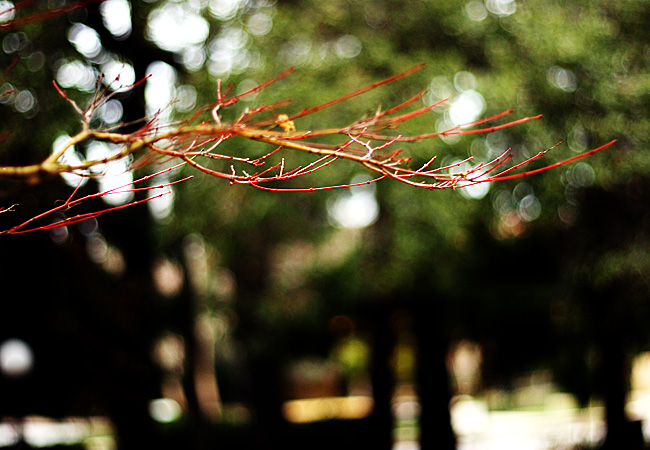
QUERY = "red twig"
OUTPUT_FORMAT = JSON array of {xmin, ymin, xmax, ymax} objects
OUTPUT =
[
  {"xmin": 0, "ymin": 0, "xmax": 105, "ymax": 30},
  {"xmin": 290, "ymin": 64, "xmax": 426, "ymax": 122},
  {"xmin": 2, "ymin": 164, "xmax": 192, "ymax": 235},
  {"xmin": 486, "ymin": 140, "xmax": 617, "ymax": 182}
]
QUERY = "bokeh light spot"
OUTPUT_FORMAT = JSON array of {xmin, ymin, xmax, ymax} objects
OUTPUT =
[
  {"xmin": 174, "ymin": 84, "xmax": 198, "ymax": 112},
  {"xmin": 2, "ymin": 32, "xmax": 28, "ymax": 54},
  {"xmin": 335, "ymin": 35, "xmax": 362, "ymax": 59},
  {"xmin": 364, "ymin": 1, "xmax": 387, "ymax": 28},
  {"xmin": 466, "ymin": 1, "xmax": 488, "ymax": 21},
  {"xmin": 101, "ymin": 60, "xmax": 136, "ymax": 91},
  {"xmin": 149, "ymin": 398, "xmax": 183, "ymax": 423},
  {"xmin": 146, "ymin": 61, "xmax": 176, "ymax": 117},
  {"xmin": 147, "ymin": 174, "xmax": 175, "ymax": 222},
  {"xmin": 0, "ymin": 1, "xmax": 14, "ymax": 23},
  {"xmin": 0, "ymin": 338, "xmax": 34, "ymax": 377},
  {"xmin": 247, "ymin": 12, "xmax": 272, "ymax": 36},
  {"xmin": 327, "ymin": 176, "xmax": 379, "ymax": 229},
  {"xmin": 208, "ymin": 0, "xmax": 245, "ymax": 21},
  {"xmin": 53, "ymin": 134, "xmax": 89, "ymax": 188},
  {"xmin": 97, "ymin": 99, "xmax": 123, "ymax": 124},
  {"xmin": 485, "ymin": 0, "xmax": 516, "ymax": 17},
  {"xmin": 449, "ymin": 90, "xmax": 486, "ymax": 126},
  {"xmin": 547, "ymin": 66, "xmax": 577, "ymax": 92},
  {"xmin": 147, "ymin": 3, "xmax": 209, "ymax": 53},
  {"xmin": 68, "ymin": 23, "xmax": 102, "ymax": 58},
  {"xmin": 13, "ymin": 89, "xmax": 37, "ymax": 114},
  {"xmin": 100, "ymin": 0, "xmax": 132, "ymax": 39},
  {"xmin": 518, "ymin": 194, "xmax": 541, "ymax": 222}
]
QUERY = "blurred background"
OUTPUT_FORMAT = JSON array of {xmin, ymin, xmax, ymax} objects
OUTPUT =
[{"xmin": 1, "ymin": 0, "xmax": 649, "ymax": 449}]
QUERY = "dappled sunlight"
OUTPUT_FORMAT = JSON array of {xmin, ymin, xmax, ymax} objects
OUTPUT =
[
  {"xmin": 437, "ymin": 351, "xmax": 650, "ymax": 449},
  {"xmin": 0, "ymin": 417, "xmax": 114, "ymax": 449},
  {"xmin": 451, "ymin": 394, "xmax": 606, "ymax": 450}
]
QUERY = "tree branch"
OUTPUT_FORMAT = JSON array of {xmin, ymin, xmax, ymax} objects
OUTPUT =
[{"xmin": 0, "ymin": 65, "xmax": 614, "ymax": 232}]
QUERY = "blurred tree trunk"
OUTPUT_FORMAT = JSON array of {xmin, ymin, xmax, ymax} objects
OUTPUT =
[
  {"xmin": 600, "ymin": 337, "xmax": 643, "ymax": 450},
  {"xmin": 595, "ymin": 287, "xmax": 644, "ymax": 450},
  {"xmin": 368, "ymin": 300, "xmax": 396, "ymax": 450},
  {"xmin": 173, "ymin": 244, "xmax": 212, "ymax": 450},
  {"xmin": 574, "ymin": 186, "xmax": 650, "ymax": 450},
  {"xmin": 100, "ymin": 196, "xmax": 161, "ymax": 450},
  {"xmin": 76, "ymin": 3, "xmax": 175, "ymax": 448},
  {"xmin": 414, "ymin": 304, "xmax": 456, "ymax": 450},
  {"xmin": 230, "ymin": 227, "xmax": 287, "ymax": 446},
  {"xmin": 364, "ymin": 191, "xmax": 399, "ymax": 450}
]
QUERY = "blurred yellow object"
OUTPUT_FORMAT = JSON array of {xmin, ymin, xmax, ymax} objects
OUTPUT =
[{"xmin": 282, "ymin": 396, "xmax": 373, "ymax": 423}]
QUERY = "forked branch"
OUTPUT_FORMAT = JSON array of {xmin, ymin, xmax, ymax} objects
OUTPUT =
[{"xmin": 0, "ymin": 65, "xmax": 615, "ymax": 232}]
